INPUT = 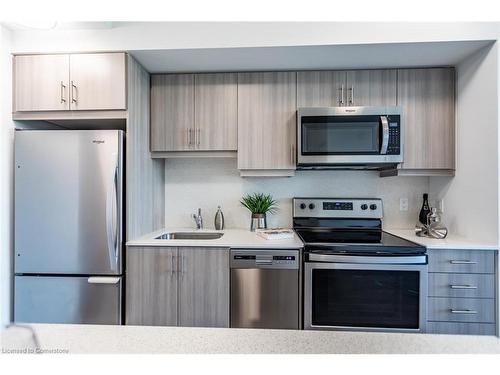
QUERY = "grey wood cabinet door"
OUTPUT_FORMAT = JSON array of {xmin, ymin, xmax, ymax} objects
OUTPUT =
[
  {"xmin": 345, "ymin": 69, "xmax": 397, "ymax": 106},
  {"xmin": 397, "ymin": 68, "xmax": 455, "ymax": 170},
  {"xmin": 178, "ymin": 247, "xmax": 230, "ymax": 328},
  {"xmin": 14, "ymin": 54, "xmax": 70, "ymax": 112},
  {"xmin": 126, "ymin": 247, "xmax": 178, "ymax": 326},
  {"xmin": 297, "ymin": 70, "xmax": 346, "ymax": 107},
  {"xmin": 151, "ymin": 74, "xmax": 194, "ymax": 152},
  {"xmin": 237, "ymin": 72, "xmax": 297, "ymax": 171},
  {"xmin": 194, "ymin": 73, "xmax": 238, "ymax": 151},
  {"xmin": 69, "ymin": 53, "xmax": 127, "ymax": 111}
]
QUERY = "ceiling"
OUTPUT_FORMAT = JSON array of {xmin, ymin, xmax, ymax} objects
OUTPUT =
[{"xmin": 130, "ymin": 40, "xmax": 493, "ymax": 73}]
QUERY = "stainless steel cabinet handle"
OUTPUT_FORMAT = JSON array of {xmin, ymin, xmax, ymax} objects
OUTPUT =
[
  {"xmin": 60, "ymin": 81, "xmax": 66, "ymax": 103},
  {"xmin": 450, "ymin": 284, "xmax": 478, "ymax": 289},
  {"xmin": 180, "ymin": 253, "xmax": 184, "ymax": 275},
  {"xmin": 197, "ymin": 128, "xmax": 200, "ymax": 147},
  {"xmin": 339, "ymin": 85, "xmax": 345, "ymax": 105},
  {"xmin": 349, "ymin": 86, "xmax": 354, "ymax": 105},
  {"xmin": 71, "ymin": 81, "xmax": 77, "ymax": 103},
  {"xmin": 450, "ymin": 309, "xmax": 478, "ymax": 314},
  {"xmin": 450, "ymin": 260, "xmax": 477, "ymax": 264},
  {"xmin": 188, "ymin": 129, "xmax": 192, "ymax": 147},
  {"xmin": 170, "ymin": 254, "xmax": 175, "ymax": 276}
]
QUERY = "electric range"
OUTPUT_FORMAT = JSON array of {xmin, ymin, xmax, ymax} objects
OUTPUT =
[{"xmin": 293, "ymin": 198, "xmax": 427, "ymax": 333}]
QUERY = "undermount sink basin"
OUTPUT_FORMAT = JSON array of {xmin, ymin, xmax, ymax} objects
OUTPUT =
[{"xmin": 155, "ymin": 232, "xmax": 224, "ymax": 240}]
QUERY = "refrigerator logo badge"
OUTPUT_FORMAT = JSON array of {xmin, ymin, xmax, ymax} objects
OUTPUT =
[{"xmin": 92, "ymin": 140, "xmax": 105, "ymax": 144}]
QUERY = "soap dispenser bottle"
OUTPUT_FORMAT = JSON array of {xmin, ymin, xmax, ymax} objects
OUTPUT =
[{"xmin": 214, "ymin": 206, "xmax": 225, "ymax": 230}]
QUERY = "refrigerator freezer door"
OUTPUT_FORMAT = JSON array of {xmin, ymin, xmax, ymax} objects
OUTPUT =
[
  {"xmin": 15, "ymin": 130, "xmax": 123, "ymax": 275},
  {"xmin": 14, "ymin": 275, "xmax": 122, "ymax": 324}
]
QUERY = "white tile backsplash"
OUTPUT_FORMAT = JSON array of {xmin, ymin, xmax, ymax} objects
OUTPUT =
[{"xmin": 164, "ymin": 158, "xmax": 429, "ymax": 230}]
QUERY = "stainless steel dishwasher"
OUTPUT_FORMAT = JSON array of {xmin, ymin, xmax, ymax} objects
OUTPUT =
[{"xmin": 230, "ymin": 249, "xmax": 300, "ymax": 329}]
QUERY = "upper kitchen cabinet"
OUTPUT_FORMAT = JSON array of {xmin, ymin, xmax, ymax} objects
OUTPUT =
[
  {"xmin": 68, "ymin": 53, "xmax": 127, "ymax": 111},
  {"xmin": 345, "ymin": 70, "xmax": 397, "ymax": 106},
  {"xmin": 194, "ymin": 73, "xmax": 238, "ymax": 151},
  {"xmin": 13, "ymin": 52, "xmax": 127, "ymax": 115},
  {"xmin": 297, "ymin": 69, "xmax": 397, "ymax": 107},
  {"xmin": 13, "ymin": 54, "xmax": 71, "ymax": 112},
  {"xmin": 382, "ymin": 68, "xmax": 455, "ymax": 176},
  {"xmin": 151, "ymin": 74, "xmax": 194, "ymax": 152},
  {"xmin": 297, "ymin": 71, "xmax": 346, "ymax": 107},
  {"xmin": 150, "ymin": 73, "xmax": 238, "ymax": 156},
  {"xmin": 237, "ymin": 72, "xmax": 297, "ymax": 176}
]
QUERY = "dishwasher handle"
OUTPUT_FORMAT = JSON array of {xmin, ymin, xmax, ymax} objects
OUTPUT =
[{"xmin": 230, "ymin": 249, "xmax": 300, "ymax": 270}]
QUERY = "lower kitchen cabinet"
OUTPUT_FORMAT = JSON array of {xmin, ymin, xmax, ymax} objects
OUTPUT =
[
  {"xmin": 126, "ymin": 246, "xmax": 229, "ymax": 328},
  {"xmin": 426, "ymin": 249, "xmax": 498, "ymax": 336},
  {"xmin": 178, "ymin": 247, "xmax": 230, "ymax": 327},
  {"xmin": 126, "ymin": 247, "xmax": 178, "ymax": 326}
]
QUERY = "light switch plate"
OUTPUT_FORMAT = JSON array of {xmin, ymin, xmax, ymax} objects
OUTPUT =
[{"xmin": 399, "ymin": 198, "xmax": 409, "ymax": 212}]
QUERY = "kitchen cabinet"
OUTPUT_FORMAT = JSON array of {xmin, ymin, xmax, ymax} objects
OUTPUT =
[
  {"xmin": 426, "ymin": 249, "xmax": 497, "ymax": 336},
  {"xmin": 393, "ymin": 68, "xmax": 455, "ymax": 174},
  {"xmin": 14, "ymin": 54, "xmax": 70, "ymax": 112},
  {"xmin": 150, "ymin": 73, "xmax": 238, "ymax": 155},
  {"xmin": 126, "ymin": 247, "xmax": 178, "ymax": 326},
  {"xmin": 13, "ymin": 52, "xmax": 127, "ymax": 113},
  {"xmin": 194, "ymin": 73, "xmax": 238, "ymax": 151},
  {"xmin": 237, "ymin": 71, "xmax": 297, "ymax": 176},
  {"xmin": 68, "ymin": 53, "xmax": 127, "ymax": 111},
  {"xmin": 178, "ymin": 247, "xmax": 230, "ymax": 327},
  {"xmin": 297, "ymin": 69, "xmax": 397, "ymax": 107},
  {"xmin": 126, "ymin": 246, "xmax": 230, "ymax": 328},
  {"xmin": 150, "ymin": 74, "xmax": 194, "ymax": 152}
]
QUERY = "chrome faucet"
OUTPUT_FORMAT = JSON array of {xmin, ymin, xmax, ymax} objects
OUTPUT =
[{"xmin": 192, "ymin": 208, "xmax": 203, "ymax": 230}]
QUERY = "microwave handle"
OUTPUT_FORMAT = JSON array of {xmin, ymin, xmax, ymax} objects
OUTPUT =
[{"xmin": 380, "ymin": 116, "xmax": 389, "ymax": 154}]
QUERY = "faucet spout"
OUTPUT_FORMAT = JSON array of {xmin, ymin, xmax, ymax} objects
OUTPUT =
[{"xmin": 192, "ymin": 208, "xmax": 203, "ymax": 230}]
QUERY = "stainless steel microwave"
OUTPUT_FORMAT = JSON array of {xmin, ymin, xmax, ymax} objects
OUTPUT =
[{"xmin": 297, "ymin": 106, "xmax": 403, "ymax": 169}]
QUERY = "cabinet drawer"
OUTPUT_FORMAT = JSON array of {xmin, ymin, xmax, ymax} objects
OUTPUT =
[
  {"xmin": 428, "ymin": 297, "xmax": 495, "ymax": 323},
  {"xmin": 429, "ymin": 273, "xmax": 495, "ymax": 298},
  {"xmin": 426, "ymin": 322, "xmax": 496, "ymax": 336},
  {"xmin": 428, "ymin": 249, "xmax": 495, "ymax": 274}
]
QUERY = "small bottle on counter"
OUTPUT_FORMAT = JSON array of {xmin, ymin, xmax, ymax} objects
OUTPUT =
[
  {"xmin": 214, "ymin": 206, "xmax": 225, "ymax": 230},
  {"xmin": 418, "ymin": 193, "xmax": 431, "ymax": 225}
]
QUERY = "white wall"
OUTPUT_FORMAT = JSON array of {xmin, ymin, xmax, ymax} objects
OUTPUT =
[
  {"xmin": 430, "ymin": 43, "xmax": 499, "ymax": 245},
  {"xmin": 0, "ymin": 25, "xmax": 14, "ymax": 325},
  {"xmin": 164, "ymin": 158, "xmax": 429, "ymax": 230},
  {"xmin": 9, "ymin": 22, "xmax": 500, "ymax": 54}
]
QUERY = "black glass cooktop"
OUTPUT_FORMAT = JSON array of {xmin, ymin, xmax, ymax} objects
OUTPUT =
[{"xmin": 295, "ymin": 229, "xmax": 425, "ymax": 255}]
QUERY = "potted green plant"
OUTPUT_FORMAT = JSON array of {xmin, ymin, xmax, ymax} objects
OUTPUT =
[{"xmin": 240, "ymin": 193, "xmax": 277, "ymax": 231}]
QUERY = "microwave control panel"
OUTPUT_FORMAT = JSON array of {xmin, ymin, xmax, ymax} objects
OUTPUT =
[{"xmin": 386, "ymin": 116, "xmax": 401, "ymax": 155}]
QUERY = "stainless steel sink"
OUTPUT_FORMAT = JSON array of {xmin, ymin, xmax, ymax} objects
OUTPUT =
[{"xmin": 155, "ymin": 232, "xmax": 224, "ymax": 240}]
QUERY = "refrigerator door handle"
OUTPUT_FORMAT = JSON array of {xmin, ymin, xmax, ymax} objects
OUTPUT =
[
  {"xmin": 87, "ymin": 277, "xmax": 121, "ymax": 284},
  {"xmin": 106, "ymin": 153, "xmax": 119, "ymax": 272}
]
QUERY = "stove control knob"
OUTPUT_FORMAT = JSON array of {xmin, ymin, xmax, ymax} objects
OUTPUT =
[
  {"xmin": 309, "ymin": 203, "xmax": 315, "ymax": 210},
  {"xmin": 299, "ymin": 203, "xmax": 306, "ymax": 210},
  {"xmin": 361, "ymin": 204, "xmax": 368, "ymax": 210},
  {"xmin": 370, "ymin": 204, "xmax": 378, "ymax": 210}
]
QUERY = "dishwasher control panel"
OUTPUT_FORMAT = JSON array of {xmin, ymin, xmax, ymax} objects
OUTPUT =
[{"xmin": 230, "ymin": 249, "xmax": 300, "ymax": 269}]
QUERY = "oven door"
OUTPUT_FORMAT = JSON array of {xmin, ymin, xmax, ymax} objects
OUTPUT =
[
  {"xmin": 304, "ymin": 259, "xmax": 427, "ymax": 332},
  {"xmin": 297, "ymin": 107, "xmax": 402, "ymax": 166}
]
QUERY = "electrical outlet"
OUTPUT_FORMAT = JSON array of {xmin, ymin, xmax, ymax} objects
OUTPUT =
[
  {"xmin": 437, "ymin": 199, "xmax": 444, "ymax": 213},
  {"xmin": 399, "ymin": 198, "xmax": 409, "ymax": 212}
]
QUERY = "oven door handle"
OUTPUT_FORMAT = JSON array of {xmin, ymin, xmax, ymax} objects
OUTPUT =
[
  {"xmin": 307, "ymin": 253, "xmax": 427, "ymax": 264},
  {"xmin": 380, "ymin": 116, "xmax": 389, "ymax": 155}
]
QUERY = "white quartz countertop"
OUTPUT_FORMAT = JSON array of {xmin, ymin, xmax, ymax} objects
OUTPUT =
[
  {"xmin": 385, "ymin": 229, "xmax": 499, "ymax": 251},
  {"xmin": 127, "ymin": 228, "xmax": 304, "ymax": 249},
  {"xmin": 2, "ymin": 324, "xmax": 499, "ymax": 354},
  {"xmin": 128, "ymin": 227, "xmax": 498, "ymax": 251}
]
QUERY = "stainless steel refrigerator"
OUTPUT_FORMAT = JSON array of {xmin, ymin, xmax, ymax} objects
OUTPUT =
[{"xmin": 14, "ymin": 130, "xmax": 124, "ymax": 324}]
